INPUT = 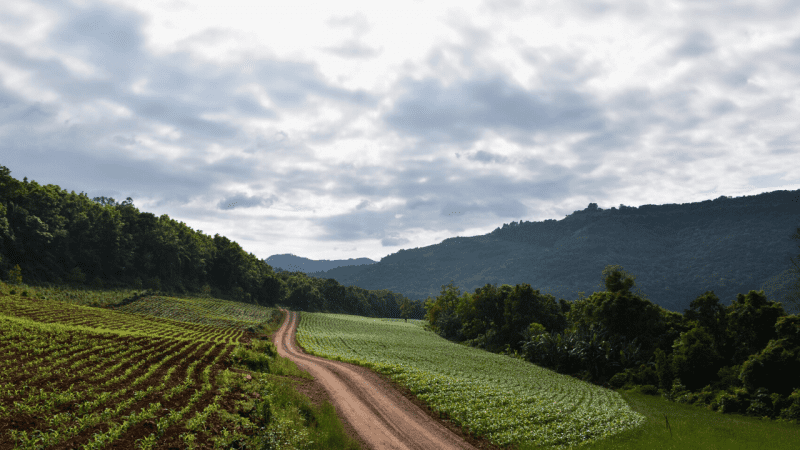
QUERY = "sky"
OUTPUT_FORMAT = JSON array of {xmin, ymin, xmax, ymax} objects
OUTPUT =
[{"xmin": 2, "ymin": 0, "xmax": 800, "ymax": 265}]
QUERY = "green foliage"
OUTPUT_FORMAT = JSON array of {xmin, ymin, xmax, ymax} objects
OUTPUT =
[
  {"xmin": 8, "ymin": 264, "xmax": 22, "ymax": 285},
  {"xmin": 725, "ymin": 290, "xmax": 788, "ymax": 365},
  {"xmin": 146, "ymin": 275, "xmax": 161, "ymax": 291},
  {"xmin": 653, "ymin": 347, "xmax": 674, "ymax": 391},
  {"xmin": 739, "ymin": 331, "xmax": 800, "ymax": 396},
  {"xmin": 90, "ymin": 276, "xmax": 104, "ymax": 289},
  {"xmin": 774, "ymin": 314, "xmax": 800, "ymax": 346},
  {"xmin": 671, "ymin": 325, "xmax": 724, "ymax": 392},
  {"xmin": 67, "ymin": 266, "xmax": 86, "ymax": 284},
  {"xmin": 637, "ymin": 384, "xmax": 659, "ymax": 396},
  {"xmin": 683, "ymin": 290, "xmax": 730, "ymax": 356},
  {"xmin": 712, "ymin": 364, "xmax": 743, "ymax": 392}
]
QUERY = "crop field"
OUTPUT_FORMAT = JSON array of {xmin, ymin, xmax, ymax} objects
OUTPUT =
[
  {"xmin": 295, "ymin": 311, "xmax": 648, "ymax": 450},
  {"xmin": 0, "ymin": 291, "xmax": 273, "ymax": 449}
]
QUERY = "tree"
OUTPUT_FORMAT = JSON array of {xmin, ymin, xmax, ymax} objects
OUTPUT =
[
  {"xmin": 724, "ymin": 290, "xmax": 788, "ymax": 366},
  {"xmin": 567, "ymin": 266, "xmax": 665, "ymax": 354},
  {"xmin": 739, "ymin": 315, "xmax": 800, "ymax": 396},
  {"xmin": 671, "ymin": 325, "xmax": 724, "ymax": 391},
  {"xmin": 683, "ymin": 291, "xmax": 731, "ymax": 360},
  {"xmin": 423, "ymin": 280, "xmax": 465, "ymax": 334},
  {"xmin": 399, "ymin": 298, "xmax": 414, "ymax": 322}
]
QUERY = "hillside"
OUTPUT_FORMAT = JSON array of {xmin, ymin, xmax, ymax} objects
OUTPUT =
[
  {"xmin": 264, "ymin": 254, "xmax": 377, "ymax": 275},
  {"xmin": 304, "ymin": 190, "xmax": 800, "ymax": 314}
]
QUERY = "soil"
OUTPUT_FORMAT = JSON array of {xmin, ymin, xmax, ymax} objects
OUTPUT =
[{"xmin": 271, "ymin": 309, "xmax": 519, "ymax": 450}]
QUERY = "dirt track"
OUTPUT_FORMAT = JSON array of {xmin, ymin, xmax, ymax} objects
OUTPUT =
[{"xmin": 272, "ymin": 308, "xmax": 483, "ymax": 450}]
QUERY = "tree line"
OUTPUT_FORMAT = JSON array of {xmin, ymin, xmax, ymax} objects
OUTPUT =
[
  {"xmin": 0, "ymin": 165, "xmax": 426, "ymax": 320},
  {"xmin": 422, "ymin": 263, "xmax": 800, "ymax": 425}
]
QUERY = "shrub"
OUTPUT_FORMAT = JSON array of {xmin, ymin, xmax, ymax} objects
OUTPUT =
[
  {"xmin": 712, "ymin": 364, "xmax": 743, "ymax": 392},
  {"xmin": 717, "ymin": 387, "xmax": 751, "ymax": 415},
  {"xmin": 654, "ymin": 347, "xmax": 674, "ymax": 392},
  {"xmin": 91, "ymin": 276, "xmax": 104, "ymax": 289},
  {"xmin": 8, "ymin": 264, "xmax": 22, "ymax": 285},
  {"xmin": 637, "ymin": 384, "xmax": 659, "ymax": 396},
  {"xmin": 67, "ymin": 267, "xmax": 86, "ymax": 284},
  {"xmin": 745, "ymin": 387, "xmax": 775, "ymax": 418},
  {"xmin": 147, "ymin": 276, "xmax": 161, "ymax": 291},
  {"xmin": 628, "ymin": 363, "xmax": 660, "ymax": 387},
  {"xmin": 608, "ymin": 371, "xmax": 629, "ymax": 389},
  {"xmin": 776, "ymin": 389, "xmax": 800, "ymax": 424},
  {"xmin": 739, "ymin": 337, "xmax": 800, "ymax": 396},
  {"xmin": 665, "ymin": 378, "xmax": 690, "ymax": 403}
]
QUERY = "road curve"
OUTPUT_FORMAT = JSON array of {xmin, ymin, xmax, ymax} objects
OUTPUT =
[{"xmin": 273, "ymin": 309, "xmax": 479, "ymax": 450}]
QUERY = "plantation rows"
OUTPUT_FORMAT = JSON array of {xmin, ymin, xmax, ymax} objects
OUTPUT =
[
  {"xmin": 295, "ymin": 312, "xmax": 648, "ymax": 450},
  {"xmin": 107, "ymin": 296, "xmax": 274, "ymax": 338},
  {"xmin": 0, "ymin": 294, "xmax": 256, "ymax": 449}
]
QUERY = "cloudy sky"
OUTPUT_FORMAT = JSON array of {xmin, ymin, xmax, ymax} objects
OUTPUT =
[{"xmin": 2, "ymin": 0, "xmax": 800, "ymax": 265}]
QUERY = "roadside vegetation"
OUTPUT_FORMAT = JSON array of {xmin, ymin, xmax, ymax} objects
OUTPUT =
[{"xmin": 0, "ymin": 280, "xmax": 361, "ymax": 450}]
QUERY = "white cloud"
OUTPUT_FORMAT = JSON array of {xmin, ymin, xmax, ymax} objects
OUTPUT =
[{"xmin": 1, "ymin": 0, "xmax": 798, "ymax": 264}]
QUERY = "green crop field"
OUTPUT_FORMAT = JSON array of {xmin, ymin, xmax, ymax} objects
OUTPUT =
[
  {"xmin": 295, "ymin": 311, "xmax": 648, "ymax": 449},
  {"xmin": 0, "ymin": 284, "xmax": 369, "ymax": 450}
]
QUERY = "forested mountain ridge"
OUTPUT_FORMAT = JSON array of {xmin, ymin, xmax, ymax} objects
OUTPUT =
[
  {"xmin": 306, "ymin": 190, "xmax": 800, "ymax": 315},
  {"xmin": 264, "ymin": 253, "xmax": 376, "ymax": 275}
]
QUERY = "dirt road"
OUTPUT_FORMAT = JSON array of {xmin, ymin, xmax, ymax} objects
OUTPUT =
[{"xmin": 272, "ymin": 308, "xmax": 483, "ymax": 450}]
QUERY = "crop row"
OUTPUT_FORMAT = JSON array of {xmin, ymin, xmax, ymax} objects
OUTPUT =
[
  {"xmin": 0, "ymin": 294, "xmax": 253, "ymax": 449},
  {"xmin": 295, "ymin": 312, "xmax": 648, "ymax": 449}
]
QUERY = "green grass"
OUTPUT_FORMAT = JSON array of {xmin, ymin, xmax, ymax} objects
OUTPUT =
[
  {"xmin": 294, "ymin": 310, "xmax": 800, "ymax": 450},
  {"xmin": 574, "ymin": 386, "xmax": 800, "ymax": 450}
]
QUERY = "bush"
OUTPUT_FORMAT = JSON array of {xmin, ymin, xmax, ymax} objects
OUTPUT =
[
  {"xmin": 628, "ymin": 363, "xmax": 660, "ymax": 387},
  {"xmin": 665, "ymin": 378, "xmax": 690, "ymax": 403},
  {"xmin": 717, "ymin": 387, "xmax": 751, "ymax": 415},
  {"xmin": 67, "ymin": 267, "xmax": 86, "ymax": 285},
  {"xmin": 608, "ymin": 372, "xmax": 629, "ymax": 389},
  {"xmin": 746, "ymin": 387, "xmax": 775, "ymax": 418},
  {"xmin": 776, "ymin": 389, "xmax": 800, "ymax": 424},
  {"xmin": 637, "ymin": 384, "xmax": 659, "ymax": 395},
  {"xmin": 712, "ymin": 364, "xmax": 743, "ymax": 392},
  {"xmin": 147, "ymin": 276, "xmax": 161, "ymax": 291},
  {"xmin": 739, "ymin": 337, "xmax": 800, "ymax": 396},
  {"xmin": 91, "ymin": 276, "xmax": 104, "ymax": 289},
  {"xmin": 8, "ymin": 264, "xmax": 22, "ymax": 285}
]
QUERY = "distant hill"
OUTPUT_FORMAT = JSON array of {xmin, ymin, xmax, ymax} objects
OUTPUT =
[
  {"xmin": 264, "ymin": 254, "xmax": 377, "ymax": 275},
  {"xmin": 298, "ymin": 190, "xmax": 800, "ymax": 315}
]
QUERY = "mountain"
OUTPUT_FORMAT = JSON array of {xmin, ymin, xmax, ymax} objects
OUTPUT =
[
  {"xmin": 302, "ymin": 190, "xmax": 800, "ymax": 315},
  {"xmin": 264, "ymin": 254, "xmax": 377, "ymax": 275}
]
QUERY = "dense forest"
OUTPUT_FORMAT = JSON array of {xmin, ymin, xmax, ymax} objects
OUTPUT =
[
  {"xmin": 2, "ymin": 163, "xmax": 800, "ymax": 425},
  {"xmin": 0, "ymin": 165, "xmax": 426, "ymax": 320},
  {"xmin": 420, "ymin": 263, "xmax": 800, "ymax": 425}
]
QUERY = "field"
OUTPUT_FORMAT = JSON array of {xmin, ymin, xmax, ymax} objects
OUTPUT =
[
  {"xmin": 0, "ymin": 282, "xmax": 361, "ymax": 450},
  {"xmin": 3, "ymin": 280, "xmax": 798, "ymax": 450},
  {"xmin": 295, "ymin": 312, "xmax": 800, "ymax": 450}
]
